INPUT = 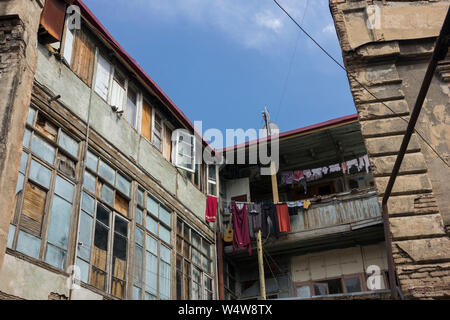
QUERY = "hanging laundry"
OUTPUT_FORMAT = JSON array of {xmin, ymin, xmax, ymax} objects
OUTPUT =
[
  {"xmin": 359, "ymin": 154, "xmax": 370, "ymax": 173},
  {"xmin": 303, "ymin": 200, "xmax": 312, "ymax": 210},
  {"xmin": 311, "ymin": 168, "xmax": 323, "ymax": 181},
  {"xmin": 276, "ymin": 204, "xmax": 291, "ymax": 233},
  {"xmin": 281, "ymin": 171, "xmax": 294, "ymax": 185},
  {"xmin": 346, "ymin": 159, "xmax": 359, "ymax": 174},
  {"xmin": 261, "ymin": 203, "xmax": 280, "ymax": 239},
  {"xmin": 287, "ymin": 202, "xmax": 298, "ymax": 216},
  {"xmin": 205, "ymin": 195, "xmax": 217, "ymax": 222},
  {"xmin": 296, "ymin": 200, "xmax": 304, "ymax": 208},
  {"xmin": 231, "ymin": 202, "xmax": 251, "ymax": 256},
  {"xmin": 299, "ymin": 177, "xmax": 307, "ymax": 194},
  {"xmin": 341, "ymin": 162, "xmax": 347, "ymax": 173},
  {"xmin": 293, "ymin": 170, "xmax": 304, "ymax": 182},
  {"xmin": 322, "ymin": 166, "xmax": 329, "ymax": 175},
  {"xmin": 247, "ymin": 203, "xmax": 262, "ymax": 239},
  {"xmin": 303, "ymin": 169, "xmax": 312, "ymax": 182},
  {"xmin": 329, "ymin": 163, "xmax": 341, "ymax": 173}
]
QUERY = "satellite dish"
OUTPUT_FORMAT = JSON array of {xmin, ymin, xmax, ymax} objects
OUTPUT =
[{"xmin": 261, "ymin": 121, "xmax": 280, "ymax": 138}]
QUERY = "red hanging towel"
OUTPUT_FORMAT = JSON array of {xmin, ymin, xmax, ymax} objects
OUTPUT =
[
  {"xmin": 231, "ymin": 202, "xmax": 251, "ymax": 256},
  {"xmin": 205, "ymin": 196, "xmax": 217, "ymax": 222},
  {"xmin": 276, "ymin": 204, "xmax": 291, "ymax": 233}
]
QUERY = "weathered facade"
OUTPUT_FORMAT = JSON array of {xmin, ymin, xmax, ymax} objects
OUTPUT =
[
  {"xmin": 0, "ymin": 0, "xmax": 218, "ymax": 300},
  {"xmin": 218, "ymin": 116, "xmax": 392, "ymax": 300},
  {"xmin": 329, "ymin": 0, "xmax": 450, "ymax": 299}
]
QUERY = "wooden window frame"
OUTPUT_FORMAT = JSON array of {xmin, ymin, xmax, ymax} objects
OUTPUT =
[
  {"xmin": 152, "ymin": 109, "xmax": 164, "ymax": 152},
  {"xmin": 9, "ymin": 106, "xmax": 80, "ymax": 272}
]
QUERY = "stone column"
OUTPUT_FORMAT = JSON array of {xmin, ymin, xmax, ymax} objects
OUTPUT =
[
  {"xmin": 0, "ymin": 0, "xmax": 44, "ymax": 269},
  {"xmin": 330, "ymin": 0, "xmax": 450, "ymax": 299}
]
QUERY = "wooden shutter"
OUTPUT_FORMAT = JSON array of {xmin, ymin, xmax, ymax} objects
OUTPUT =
[
  {"xmin": 94, "ymin": 54, "xmax": 111, "ymax": 100},
  {"xmin": 39, "ymin": 0, "xmax": 66, "ymax": 44},
  {"xmin": 164, "ymin": 126, "xmax": 172, "ymax": 162},
  {"xmin": 71, "ymin": 29, "xmax": 95, "ymax": 87},
  {"xmin": 21, "ymin": 183, "xmax": 47, "ymax": 237},
  {"xmin": 141, "ymin": 100, "xmax": 152, "ymax": 141}
]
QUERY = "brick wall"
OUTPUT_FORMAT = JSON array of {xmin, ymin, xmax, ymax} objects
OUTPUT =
[{"xmin": 329, "ymin": 0, "xmax": 450, "ymax": 299}]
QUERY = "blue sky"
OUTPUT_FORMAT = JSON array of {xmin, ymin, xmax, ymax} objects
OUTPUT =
[{"xmin": 84, "ymin": 0, "xmax": 355, "ymax": 146}]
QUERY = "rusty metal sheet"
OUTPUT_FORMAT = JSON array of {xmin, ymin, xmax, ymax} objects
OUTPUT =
[{"xmin": 40, "ymin": 0, "xmax": 66, "ymax": 42}]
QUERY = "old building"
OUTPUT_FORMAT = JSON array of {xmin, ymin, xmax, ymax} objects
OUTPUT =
[
  {"xmin": 217, "ymin": 115, "xmax": 391, "ymax": 300},
  {"xmin": 0, "ymin": 0, "xmax": 218, "ymax": 300},
  {"xmin": 329, "ymin": 0, "xmax": 450, "ymax": 299}
]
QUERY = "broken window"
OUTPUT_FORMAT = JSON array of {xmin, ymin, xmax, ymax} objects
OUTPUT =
[
  {"xmin": 39, "ymin": 0, "xmax": 66, "ymax": 44},
  {"xmin": 9, "ymin": 106, "xmax": 80, "ymax": 271},
  {"xmin": 172, "ymin": 129, "xmax": 196, "ymax": 173},
  {"xmin": 176, "ymin": 218, "xmax": 214, "ymax": 300},
  {"xmin": 133, "ymin": 187, "xmax": 173, "ymax": 300},
  {"xmin": 153, "ymin": 112, "xmax": 163, "ymax": 151}
]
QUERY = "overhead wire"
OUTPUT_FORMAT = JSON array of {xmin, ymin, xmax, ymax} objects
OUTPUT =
[{"xmin": 272, "ymin": 0, "xmax": 450, "ymax": 170}]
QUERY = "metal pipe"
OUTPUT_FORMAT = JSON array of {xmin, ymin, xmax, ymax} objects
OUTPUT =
[{"xmin": 380, "ymin": 7, "xmax": 450, "ymax": 300}]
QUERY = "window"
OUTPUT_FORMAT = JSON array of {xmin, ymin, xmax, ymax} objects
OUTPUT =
[
  {"xmin": 94, "ymin": 54, "xmax": 112, "ymax": 101},
  {"xmin": 76, "ymin": 151, "xmax": 131, "ymax": 298},
  {"xmin": 163, "ymin": 125, "xmax": 172, "ymax": 162},
  {"xmin": 153, "ymin": 112, "xmax": 163, "ymax": 151},
  {"xmin": 125, "ymin": 85, "xmax": 138, "ymax": 128},
  {"xmin": 9, "ymin": 106, "xmax": 79, "ymax": 271},
  {"xmin": 207, "ymin": 165, "xmax": 217, "ymax": 196},
  {"xmin": 176, "ymin": 218, "xmax": 214, "ymax": 300},
  {"xmin": 133, "ymin": 187, "xmax": 173, "ymax": 300},
  {"xmin": 64, "ymin": 26, "xmax": 95, "ymax": 87},
  {"xmin": 109, "ymin": 70, "xmax": 126, "ymax": 112},
  {"xmin": 224, "ymin": 261, "xmax": 237, "ymax": 300},
  {"xmin": 172, "ymin": 129, "xmax": 196, "ymax": 173},
  {"xmin": 141, "ymin": 99, "xmax": 152, "ymax": 141}
]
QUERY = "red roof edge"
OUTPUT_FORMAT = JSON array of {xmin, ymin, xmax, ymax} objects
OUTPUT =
[
  {"xmin": 73, "ymin": 0, "xmax": 212, "ymax": 149},
  {"xmin": 218, "ymin": 114, "xmax": 359, "ymax": 153}
]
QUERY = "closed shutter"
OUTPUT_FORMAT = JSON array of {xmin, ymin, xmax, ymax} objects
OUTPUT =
[
  {"xmin": 141, "ymin": 100, "xmax": 152, "ymax": 141},
  {"xmin": 21, "ymin": 183, "xmax": 47, "ymax": 237},
  {"xmin": 63, "ymin": 24, "xmax": 75, "ymax": 64},
  {"xmin": 164, "ymin": 126, "xmax": 172, "ymax": 162},
  {"xmin": 110, "ymin": 80, "xmax": 125, "ymax": 111},
  {"xmin": 71, "ymin": 29, "xmax": 95, "ymax": 87},
  {"xmin": 94, "ymin": 54, "xmax": 111, "ymax": 101}
]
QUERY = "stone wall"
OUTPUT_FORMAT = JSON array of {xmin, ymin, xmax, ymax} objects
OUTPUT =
[
  {"xmin": 0, "ymin": 0, "xmax": 43, "ymax": 270},
  {"xmin": 329, "ymin": 0, "xmax": 450, "ymax": 299}
]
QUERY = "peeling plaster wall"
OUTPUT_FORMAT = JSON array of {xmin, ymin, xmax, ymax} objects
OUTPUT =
[{"xmin": 330, "ymin": 0, "xmax": 450, "ymax": 299}]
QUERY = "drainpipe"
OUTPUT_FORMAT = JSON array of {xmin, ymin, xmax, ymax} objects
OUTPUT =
[
  {"xmin": 380, "ymin": 8, "xmax": 450, "ymax": 300},
  {"xmin": 69, "ymin": 46, "xmax": 99, "ymax": 299}
]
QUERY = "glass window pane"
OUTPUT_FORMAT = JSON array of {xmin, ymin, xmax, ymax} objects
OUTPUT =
[
  {"xmin": 160, "ymin": 261, "xmax": 171, "ymax": 299},
  {"xmin": 191, "ymin": 231, "xmax": 201, "ymax": 248},
  {"xmin": 314, "ymin": 283, "xmax": 328, "ymax": 296},
  {"xmin": 147, "ymin": 196, "xmax": 159, "ymax": 217},
  {"xmin": 135, "ymin": 227, "xmax": 144, "ymax": 246},
  {"xmin": 101, "ymin": 184, "xmax": 114, "ymax": 207},
  {"xmin": 201, "ymin": 241, "xmax": 210, "ymax": 257},
  {"xmin": 54, "ymin": 175, "xmax": 74, "ymax": 203},
  {"xmin": 7, "ymin": 224, "xmax": 16, "ymax": 249},
  {"xmin": 78, "ymin": 212, "xmax": 93, "ymax": 261},
  {"xmin": 134, "ymin": 245, "xmax": 143, "ymax": 285},
  {"xmin": 76, "ymin": 258, "xmax": 90, "ymax": 283},
  {"xmin": 16, "ymin": 172, "xmax": 25, "ymax": 194},
  {"xmin": 345, "ymin": 277, "xmax": 362, "ymax": 293},
  {"xmin": 296, "ymin": 285, "xmax": 311, "ymax": 298},
  {"xmin": 137, "ymin": 188, "xmax": 144, "ymax": 207},
  {"xmin": 202, "ymin": 256, "xmax": 211, "ymax": 273},
  {"xmin": 136, "ymin": 208, "xmax": 143, "ymax": 225},
  {"xmin": 159, "ymin": 225, "xmax": 171, "ymax": 244},
  {"xmin": 59, "ymin": 131, "xmax": 79, "ymax": 157},
  {"xmin": 146, "ymin": 235, "xmax": 158, "ymax": 255},
  {"xmin": 96, "ymin": 203, "xmax": 110, "ymax": 225},
  {"xmin": 27, "ymin": 108, "xmax": 36, "ymax": 125},
  {"xmin": 192, "ymin": 248, "xmax": 201, "ymax": 267},
  {"xmin": 98, "ymin": 160, "xmax": 115, "ymax": 185},
  {"xmin": 47, "ymin": 195, "xmax": 72, "ymax": 249},
  {"xmin": 116, "ymin": 174, "xmax": 130, "ymax": 197},
  {"xmin": 133, "ymin": 286, "xmax": 142, "ymax": 300},
  {"xmin": 114, "ymin": 216, "xmax": 128, "ymax": 237},
  {"xmin": 159, "ymin": 206, "xmax": 171, "ymax": 227},
  {"xmin": 83, "ymin": 171, "xmax": 96, "ymax": 194},
  {"xmin": 31, "ymin": 135, "xmax": 56, "ymax": 164},
  {"xmin": 145, "ymin": 252, "xmax": 158, "ymax": 295},
  {"xmin": 160, "ymin": 245, "xmax": 171, "ymax": 264},
  {"xmin": 19, "ymin": 151, "xmax": 28, "ymax": 174},
  {"xmin": 45, "ymin": 243, "xmax": 66, "ymax": 270},
  {"xmin": 145, "ymin": 215, "xmax": 158, "ymax": 235},
  {"xmin": 145, "ymin": 292, "xmax": 157, "ymax": 300},
  {"xmin": 81, "ymin": 192, "xmax": 95, "ymax": 215},
  {"xmin": 23, "ymin": 129, "xmax": 32, "ymax": 148},
  {"xmin": 29, "ymin": 160, "xmax": 51, "ymax": 189},
  {"xmin": 16, "ymin": 231, "xmax": 41, "ymax": 259},
  {"xmin": 86, "ymin": 151, "xmax": 98, "ymax": 172}
]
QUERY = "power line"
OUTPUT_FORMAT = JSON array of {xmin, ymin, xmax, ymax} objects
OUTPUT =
[
  {"xmin": 272, "ymin": 0, "xmax": 450, "ymax": 170},
  {"xmin": 274, "ymin": 0, "xmax": 309, "ymax": 123}
]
